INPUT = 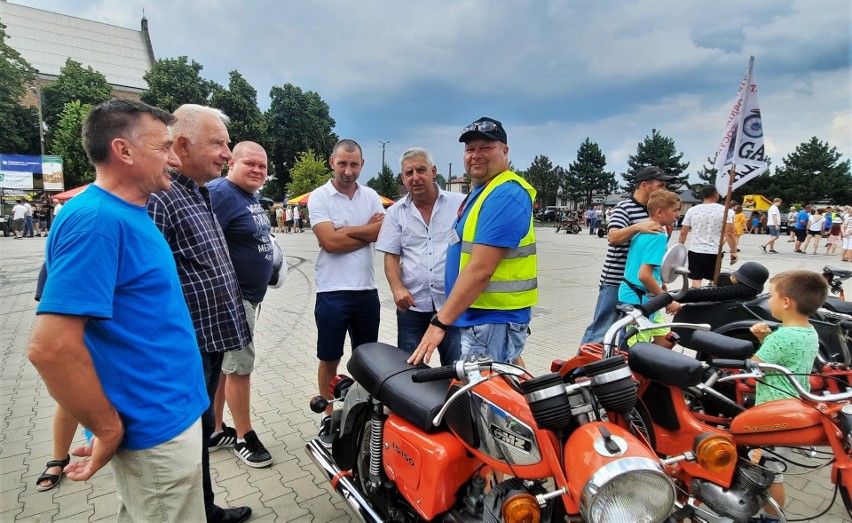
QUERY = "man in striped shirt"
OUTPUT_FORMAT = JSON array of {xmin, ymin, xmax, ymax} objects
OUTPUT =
[{"xmin": 580, "ymin": 166, "xmax": 672, "ymax": 345}]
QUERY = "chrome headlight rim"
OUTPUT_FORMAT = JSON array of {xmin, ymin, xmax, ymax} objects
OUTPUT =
[{"xmin": 580, "ymin": 456, "xmax": 675, "ymax": 523}]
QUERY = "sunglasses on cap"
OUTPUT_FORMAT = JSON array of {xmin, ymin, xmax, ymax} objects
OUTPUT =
[{"xmin": 462, "ymin": 120, "xmax": 499, "ymax": 134}]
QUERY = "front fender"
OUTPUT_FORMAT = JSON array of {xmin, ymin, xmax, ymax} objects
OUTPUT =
[{"xmin": 335, "ymin": 383, "xmax": 371, "ymax": 471}]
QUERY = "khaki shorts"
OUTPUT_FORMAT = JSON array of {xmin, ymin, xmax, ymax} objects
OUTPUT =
[{"xmin": 222, "ymin": 299, "xmax": 258, "ymax": 375}]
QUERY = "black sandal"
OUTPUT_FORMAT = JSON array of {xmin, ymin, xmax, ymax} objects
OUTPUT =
[{"xmin": 35, "ymin": 455, "xmax": 70, "ymax": 492}]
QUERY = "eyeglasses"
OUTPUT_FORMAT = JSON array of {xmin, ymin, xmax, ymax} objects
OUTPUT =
[{"xmin": 462, "ymin": 121, "xmax": 499, "ymax": 134}]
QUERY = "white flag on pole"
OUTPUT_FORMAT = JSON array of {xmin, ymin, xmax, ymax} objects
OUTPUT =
[{"xmin": 714, "ymin": 57, "xmax": 768, "ymax": 197}]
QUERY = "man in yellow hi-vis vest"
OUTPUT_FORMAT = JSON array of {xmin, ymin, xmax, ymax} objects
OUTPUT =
[{"xmin": 409, "ymin": 117, "xmax": 536, "ymax": 366}]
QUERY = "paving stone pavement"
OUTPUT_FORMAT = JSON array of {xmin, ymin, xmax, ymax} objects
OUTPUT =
[{"xmin": 1, "ymin": 226, "xmax": 849, "ymax": 522}]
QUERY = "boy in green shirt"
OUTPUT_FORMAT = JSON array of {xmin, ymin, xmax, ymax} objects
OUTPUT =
[{"xmin": 749, "ymin": 270, "xmax": 828, "ymax": 517}]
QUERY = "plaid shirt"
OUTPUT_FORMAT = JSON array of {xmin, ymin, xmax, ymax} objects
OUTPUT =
[{"xmin": 147, "ymin": 172, "xmax": 251, "ymax": 353}]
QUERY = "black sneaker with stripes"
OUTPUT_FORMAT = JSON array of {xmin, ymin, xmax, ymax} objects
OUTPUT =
[
  {"xmin": 208, "ymin": 423, "xmax": 237, "ymax": 450},
  {"xmin": 234, "ymin": 430, "xmax": 273, "ymax": 468}
]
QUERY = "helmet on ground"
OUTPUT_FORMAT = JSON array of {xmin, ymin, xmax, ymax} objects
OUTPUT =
[{"xmin": 731, "ymin": 262, "xmax": 769, "ymax": 291}]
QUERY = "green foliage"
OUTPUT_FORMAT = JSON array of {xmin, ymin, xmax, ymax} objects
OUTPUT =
[
  {"xmin": 763, "ymin": 137, "xmax": 851, "ymax": 204},
  {"xmin": 210, "ymin": 71, "xmax": 266, "ymax": 145},
  {"xmin": 41, "ymin": 59, "xmax": 111, "ymax": 144},
  {"xmin": 366, "ymin": 164, "xmax": 399, "ymax": 199},
  {"xmin": 0, "ymin": 21, "xmax": 39, "ymax": 154},
  {"xmin": 622, "ymin": 129, "xmax": 690, "ymax": 190},
  {"xmin": 285, "ymin": 149, "xmax": 331, "ymax": 200},
  {"xmin": 565, "ymin": 138, "xmax": 618, "ymax": 208},
  {"xmin": 51, "ymin": 101, "xmax": 94, "ymax": 188},
  {"xmin": 435, "ymin": 173, "xmax": 447, "ymax": 190},
  {"xmin": 522, "ymin": 155, "xmax": 560, "ymax": 207},
  {"xmin": 141, "ymin": 56, "xmax": 216, "ymax": 112},
  {"xmin": 265, "ymin": 83, "xmax": 338, "ymax": 192}
]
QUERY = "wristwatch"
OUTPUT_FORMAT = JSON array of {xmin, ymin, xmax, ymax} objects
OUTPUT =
[{"xmin": 430, "ymin": 314, "xmax": 450, "ymax": 331}]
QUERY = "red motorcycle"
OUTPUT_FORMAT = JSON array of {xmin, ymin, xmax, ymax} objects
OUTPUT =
[
  {"xmin": 555, "ymin": 244, "xmax": 852, "ymax": 521},
  {"xmin": 306, "ymin": 342, "xmax": 678, "ymax": 522}
]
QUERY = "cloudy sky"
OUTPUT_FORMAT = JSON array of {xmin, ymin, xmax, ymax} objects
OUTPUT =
[{"xmin": 10, "ymin": 0, "xmax": 852, "ymax": 183}]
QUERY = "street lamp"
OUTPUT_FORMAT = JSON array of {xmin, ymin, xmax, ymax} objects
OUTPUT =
[
  {"xmin": 30, "ymin": 83, "xmax": 45, "ymax": 156},
  {"xmin": 378, "ymin": 140, "xmax": 390, "ymax": 170}
]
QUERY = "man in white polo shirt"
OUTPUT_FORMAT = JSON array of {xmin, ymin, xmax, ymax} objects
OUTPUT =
[{"xmin": 308, "ymin": 139, "xmax": 384, "ymax": 439}]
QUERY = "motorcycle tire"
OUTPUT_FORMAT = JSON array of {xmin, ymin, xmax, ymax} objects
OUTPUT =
[{"xmin": 571, "ymin": 224, "xmax": 581, "ymax": 234}]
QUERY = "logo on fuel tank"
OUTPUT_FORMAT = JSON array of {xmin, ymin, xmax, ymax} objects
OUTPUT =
[{"xmin": 490, "ymin": 425, "xmax": 532, "ymax": 452}]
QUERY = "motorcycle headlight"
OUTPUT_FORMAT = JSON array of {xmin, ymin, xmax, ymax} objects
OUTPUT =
[{"xmin": 581, "ymin": 457, "xmax": 675, "ymax": 523}]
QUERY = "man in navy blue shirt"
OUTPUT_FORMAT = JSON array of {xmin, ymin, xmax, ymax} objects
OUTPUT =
[{"xmin": 207, "ymin": 142, "xmax": 274, "ymax": 468}]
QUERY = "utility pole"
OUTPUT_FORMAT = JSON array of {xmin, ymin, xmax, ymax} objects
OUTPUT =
[
  {"xmin": 378, "ymin": 140, "xmax": 390, "ymax": 171},
  {"xmin": 447, "ymin": 163, "xmax": 452, "ymax": 179}
]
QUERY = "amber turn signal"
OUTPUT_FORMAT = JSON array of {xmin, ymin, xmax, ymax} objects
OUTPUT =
[
  {"xmin": 695, "ymin": 434, "xmax": 736, "ymax": 473},
  {"xmin": 502, "ymin": 493, "xmax": 541, "ymax": 523}
]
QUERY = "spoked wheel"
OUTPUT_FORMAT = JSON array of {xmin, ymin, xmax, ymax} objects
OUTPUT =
[{"xmin": 570, "ymin": 224, "xmax": 581, "ymax": 234}]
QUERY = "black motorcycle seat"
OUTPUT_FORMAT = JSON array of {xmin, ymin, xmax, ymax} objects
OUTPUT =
[
  {"xmin": 690, "ymin": 330, "xmax": 755, "ymax": 359},
  {"xmin": 825, "ymin": 266, "xmax": 852, "ymax": 280},
  {"xmin": 629, "ymin": 342, "xmax": 705, "ymax": 388},
  {"xmin": 824, "ymin": 296, "xmax": 852, "ymax": 315},
  {"xmin": 347, "ymin": 342, "xmax": 450, "ymax": 434},
  {"xmin": 678, "ymin": 283, "xmax": 759, "ymax": 304}
]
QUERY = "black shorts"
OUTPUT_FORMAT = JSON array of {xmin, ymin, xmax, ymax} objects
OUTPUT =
[
  {"xmin": 795, "ymin": 229, "xmax": 807, "ymax": 242},
  {"xmin": 687, "ymin": 251, "xmax": 717, "ymax": 282}
]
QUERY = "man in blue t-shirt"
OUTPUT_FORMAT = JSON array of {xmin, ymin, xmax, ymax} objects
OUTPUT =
[
  {"xmin": 793, "ymin": 204, "xmax": 811, "ymax": 253},
  {"xmin": 207, "ymin": 141, "xmax": 275, "ymax": 469},
  {"xmin": 27, "ymin": 100, "xmax": 208, "ymax": 521},
  {"xmin": 410, "ymin": 117, "xmax": 537, "ymax": 366}
]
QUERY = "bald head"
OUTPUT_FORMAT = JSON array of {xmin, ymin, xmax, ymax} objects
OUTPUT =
[{"xmin": 228, "ymin": 141, "xmax": 268, "ymax": 193}]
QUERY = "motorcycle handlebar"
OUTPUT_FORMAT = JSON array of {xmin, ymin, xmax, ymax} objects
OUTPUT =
[
  {"xmin": 637, "ymin": 293, "xmax": 674, "ymax": 318},
  {"xmin": 412, "ymin": 365, "xmax": 458, "ymax": 383},
  {"xmin": 711, "ymin": 359, "xmax": 753, "ymax": 370},
  {"xmin": 717, "ymin": 362, "xmax": 852, "ymax": 403}
]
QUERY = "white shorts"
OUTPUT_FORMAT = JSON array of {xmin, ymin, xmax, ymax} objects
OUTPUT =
[{"xmin": 843, "ymin": 236, "xmax": 852, "ymax": 250}]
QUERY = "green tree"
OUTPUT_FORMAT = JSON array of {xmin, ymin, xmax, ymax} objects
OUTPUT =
[
  {"xmin": 0, "ymin": 21, "xmax": 40, "ymax": 154},
  {"xmin": 210, "ymin": 71, "xmax": 266, "ymax": 146},
  {"xmin": 51, "ymin": 101, "xmax": 94, "ymax": 188},
  {"xmin": 435, "ymin": 173, "xmax": 447, "ymax": 189},
  {"xmin": 768, "ymin": 137, "xmax": 851, "ymax": 204},
  {"xmin": 566, "ymin": 138, "xmax": 618, "ymax": 208},
  {"xmin": 622, "ymin": 129, "xmax": 690, "ymax": 190},
  {"xmin": 522, "ymin": 155, "xmax": 560, "ymax": 207},
  {"xmin": 285, "ymin": 149, "xmax": 331, "ymax": 200},
  {"xmin": 141, "ymin": 56, "xmax": 216, "ymax": 112},
  {"xmin": 366, "ymin": 164, "xmax": 399, "ymax": 199},
  {"xmin": 41, "ymin": 58, "xmax": 111, "ymax": 145},
  {"xmin": 265, "ymin": 83, "xmax": 338, "ymax": 193}
]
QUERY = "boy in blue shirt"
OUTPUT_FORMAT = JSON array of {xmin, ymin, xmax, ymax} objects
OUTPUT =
[
  {"xmin": 618, "ymin": 189, "xmax": 682, "ymax": 346},
  {"xmin": 749, "ymin": 270, "xmax": 827, "ymax": 517}
]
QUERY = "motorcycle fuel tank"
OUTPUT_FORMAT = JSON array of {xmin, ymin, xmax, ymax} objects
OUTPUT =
[
  {"xmin": 730, "ymin": 399, "xmax": 828, "ymax": 447},
  {"xmin": 383, "ymin": 414, "xmax": 482, "ymax": 520}
]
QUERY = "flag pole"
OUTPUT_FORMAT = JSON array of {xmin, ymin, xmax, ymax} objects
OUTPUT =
[
  {"xmin": 712, "ymin": 163, "xmax": 736, "ymax": 284},
  {"xmin": 711, "ymin": 55, "xmax": 754, "ymax": 284}
]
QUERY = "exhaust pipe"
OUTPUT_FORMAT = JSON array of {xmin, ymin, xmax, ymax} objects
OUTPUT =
[{"xmin": 305, "ymin": 439, "xmax": 384, "ymax": 523}]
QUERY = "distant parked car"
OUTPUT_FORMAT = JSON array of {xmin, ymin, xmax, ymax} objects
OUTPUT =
[{"xmin": 536, "ymin": 206, "xmax": 568, "ymax": 222}]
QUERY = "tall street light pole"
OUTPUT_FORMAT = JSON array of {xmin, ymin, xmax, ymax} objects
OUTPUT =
[
  {"xmin": 378, "ymin": 140, "xmax": 390, "ymax": 171},
  {"xmin": 30, "ymin": 83, "xmax": 46, "ymax": 156}
]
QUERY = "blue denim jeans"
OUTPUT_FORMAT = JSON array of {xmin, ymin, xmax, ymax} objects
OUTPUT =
[
  {"xmin": 580, "ymin": 284, "xmax": 620, "ymax": 345},
  {"xmin": 396, "ymin": 309, "xmax": 461, "ymax": 364},
  {"xmin": 460, "ymin": 322, "xmax": 528, "ymax": 363}
]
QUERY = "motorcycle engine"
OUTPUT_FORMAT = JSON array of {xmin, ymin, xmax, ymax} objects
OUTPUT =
[{"xmin": 690, "ymin": 460, "xmax": 775, "ymax": 521}]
